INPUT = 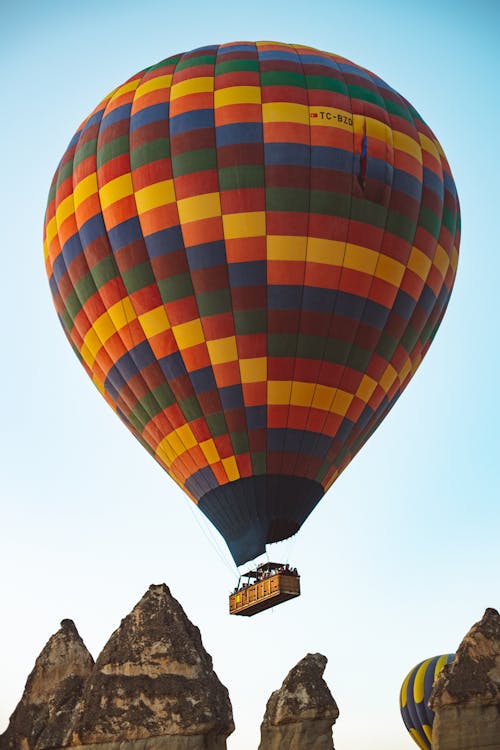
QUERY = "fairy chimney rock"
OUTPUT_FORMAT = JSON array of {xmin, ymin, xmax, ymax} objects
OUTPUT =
[
  {"xmin": 73, "ymin": 583, "xmax": 234, "ymax": 746},
  {"xmin": 0, "ymin": 618, "xmax": 94, "ymax": 750},
  {"xmin": 258, "ymin": 652, "xmax": 339, "ymax": 750},
  {"xmin": 429, "ymin": 607, "xmax": 500, "ymax": 750}
]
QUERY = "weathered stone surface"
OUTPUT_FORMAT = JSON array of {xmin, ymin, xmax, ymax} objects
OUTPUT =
[
  {"xmin": 258, "ymin": 653, "xmax": 339, "ymax": 750},
  {"xmin": 0, "ymin": 619, "xmax": 94, "ymax": 750},
  {"xmin": 72, "ymin": 584, "xmax": 234, "ymax": 746},
  {"xmin": 430, "ymin": 607, "xmax": 500, "ymax": 750}
]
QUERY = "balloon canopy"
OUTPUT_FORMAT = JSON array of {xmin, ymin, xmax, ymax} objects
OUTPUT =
[{"xmin": 44, "ymin": 42, "xmax": 460, "ymax": 566}]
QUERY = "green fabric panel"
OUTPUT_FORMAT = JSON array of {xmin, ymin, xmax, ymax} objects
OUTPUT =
[
  {"xmin": 400, "ymin": 323, "xmax": 420, "ymax": 353},
  {"xmin": 419, "ymin": 205, "xmax": 442, "ymax": 240},
  {"xmin": 251, "ymin": 452, "xmax": 266, "ymax": 475},
  {"xmin": 178, "ymin": 395, "xmax": 203, "ymax": 422},
  {"xmin": 130, "ymin": 138, "xmax": 171, "ymax": 169},
  {"xmin": 310, "ymin": 189, "xmax": 351, "ymax": 218},
  {"xmin": 98, "ymin": 135, "xmax": 130, "ymax": 167},
  {"xmin": 230, "ymin": 431, "xmax": 250, "ymax": 454},
  {"xmin": 261, "ymin": 70, "xmax": 307, "ymax": 88},
  {"xmin": 172, "ymin": 148, "xmax": 217, "ymax": 177},
  {"xmin": 266, "ymin": 187, "xmax": 310, "ymax": 212},
  {"xmin": 91, "ymin": 256, "xmax": 119, "ymax": 289},
  {"xmin": 175, "ymin": 54, "xmax": 216, "ymax": 72},
  {"xmin": 219, "ymin": 164, "xmax": 264, "ymax": 191},
  {"xmin": 234, "ymin": 309, "xmax": 267, "ymax": 335},
  {"xmin": 376, "ymin": 330, "xmax": 398, "ymax": 360},
  {"xmin": 158, "ymin": 273, "xmax": 194, "ymax": 303},
  {"xmin": 73, "ymin": 138, "xmax": 98, "ymax": 168},
  {"xmin": 122, "ymin": 261, "xmax": 156, "ymax": 294},
  {"xmin": 206, "ymin": 412, "xmax": 227, "ymax": 436},
  {"xmin": 196, "ymin": 288, "xmax": 232, "ymax": 316},
  {"xmin": 215, "ymin": 59, "xmax": 259, "ymax": 75}
]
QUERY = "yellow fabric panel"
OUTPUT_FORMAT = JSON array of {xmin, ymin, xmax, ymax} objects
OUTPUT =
[
  {"xmin": 376, "ymin": 254, "xmax": 405, "ymax": 286},
  {"xmin": 423, "ymin": 725, "xmax": 432, "ymax": 743},
  {"xmin": 433, "ymin": 244, "xmax": 450, "ymax": 278},
  {"xmin": 356, "ymin": 374, "xmax": 377, "ymax": 403},
  {"xmin": 172, "ymin": 318, "xmax": 205, "ymax": 349},
  {"xmin": 200, "ymin": 439, "xmax": 220, "ymax": 464},
  {"xmin": 291, "ymin": 381, "xmax": 316, "ymax": 407},
  {"xmin": 45, "ymin": 215, "xmax": 58, "ymax": 247},
  {"xmin": 409, "ymin": 728, "xmax": 429, "ymax": 750},
  {"xmin": 393, "ymin": 130, "xmax": 423, "ymax": 163},
  {"xmin": 366, "ymin": 116, "xmax": 392, "ymax": 144},
  {"xmin": 222, "ymin": 456, "xmax": 240, "ymax": 481},
  {"xmin": 268, "ymin": 380, "xmax": 292, "ymax": 405},
  {"xmin": 214, "ymin": 85, "xmax": 262, "ymax": 107},
  {"xmin": 419, "ymin": 131, "xmax": 439, "ymax": 159},
  {"xmin": 81, "ymin": 329, "xmax": 102, "ymax": 362},
  {"xmin": 450, "ymin": 245, "xmax": 459, "ymax": 274},
  {"xmin": 156, "ymin": 438, "xmax": 176, "ymax": 467},
  {"xmin": 174, "ymin": 424, "xmax": 198, "ymax": 451},
  {"xmin": 81, "ymin": 298, "xmax": 137, "ymax": 369},
  {"xmin": 331, "ymin": 389, "xmax": 354, "ymax": 416},
  {"xmin": 139, "ymin": 305, "xmax": 171, "ymax": 338},
  {"xmin": 267, "ymin": 235, "xmax": 307, "ymax": 261},
  {"xmin": 55, "ymin": 194, "xmax": 75, "ymax": 228},
  {"xmin": 400, "ymin": 671, "xmax": 411, "ymax": 709},
  {"xmin": 85, "ymin": 313, "xmax": 115, "ymax": 354},
  {"xmin": 324, "ymin": 468, "xmax": 340, "ymax": 492},
  {"xmin": 177, "ymin": 192, "xmax": 221, "ymax": 223},
  {"xmin": 379, "ymin": 363, "xmax": 398, "ymax": 393},
  {"xmin": 408, "ymin": 246, "xmax": 432, "ymax": 281},
  {"xmin": 311, "ymin": 384, "xmax": 334, "ymax": 410},
  {"xmin": 223, "ymin": 211, "xmax": 266, "ymax": 239},
  {"xmin": 399, "ymin": 357, "xmax": 412, "ymax": 383},
  {"xmin": 414, "ymin": 658, "xmax": 432, "ymax": 703},
  {"xmin": 309, "ymin": 106, "xmax": 354, "ymax": 133},
  {"xmin": 262, "ymin": 102, "xmax": 309, "ymax": 125},
  {"xmin": 170, "ymin": 76, "xmax": 214, "ymax": 100},
  {"xmin": 344, "ymin": 244, "xmax": 379, "ymax": 276},
  {"xmin": 352, "ymin": 113, "xmax": 365, "ymax": 136},
  {"xmin": 135, "ymin": 180, "xmax": 175, "ymax": 214},
  {"xmin": 108, "ymin": 297, "xmax": 136, "ymax": 330},
  {"xmin": 207, "ymin": 336, "xmax": 238, "ymax": 365},
  {"xmin": 112, "ymin": 78, "xmax": 142, "ymax": 99},
  {"xmin": 74, "ymin": 173, "xmax": 98, "ymax": 209},
  {"xmin": 307, "ymin": 238, "xmax": 345, "ymax": 266},
  {"xmin": 135, "ymin": 74, "xmax": 173, "ymax": 99},
  {"xmin": 159, "ymin": 424, "xmax": 197, "ymax": 459},
  {"xmin": 434, "ymin": 655, "xmax": 450, "ymax": 681},
  {"xmin": 239, "ymin": 357, "xmax": 267, "ymax": 383},
  {"xmin": 99, "ymin": 173, "xmax": 134, "ymax": 211}
]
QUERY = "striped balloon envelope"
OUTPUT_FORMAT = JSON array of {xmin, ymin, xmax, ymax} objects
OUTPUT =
[
  {"xmin": 400, "ymin": 654, "xmax": 454, "ymax": 748},
  {"xmin": 43, "ymin": 42, "xmax": 460, "ymax": 566}
]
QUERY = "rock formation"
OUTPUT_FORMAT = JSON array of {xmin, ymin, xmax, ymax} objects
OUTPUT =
[
  {"xmin": 73, "ymin": 583, "xmax": 234, "ymax": 747},
  {"xmin": 429, "ymin": 607, "xmax": 500, "ymax": 750},
  {"xmin": 0, "ymin": 584, "xmax": 234, "ymax": 750},
  {"xmin": 258, "ymin": 653, "xmax": 339, "ymax": 750},
  {"xmin": 0, "ymin": 618, "xmax": 94, "ymax": 750}
]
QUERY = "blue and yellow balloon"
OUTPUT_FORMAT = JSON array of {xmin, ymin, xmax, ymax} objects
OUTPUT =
[{"xmin": 400, "ymin": 654, "xmax": 454, "ymax": 748}]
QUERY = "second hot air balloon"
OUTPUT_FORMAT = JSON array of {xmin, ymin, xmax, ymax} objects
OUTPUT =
[{"xmin": 400, "ymin": 654, "xmax": 455, "ymax": 748}]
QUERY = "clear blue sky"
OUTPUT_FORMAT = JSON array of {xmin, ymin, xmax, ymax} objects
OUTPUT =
[{"xmin": 1, "ymin": 1, "xmax": 499, "ymax": 748}]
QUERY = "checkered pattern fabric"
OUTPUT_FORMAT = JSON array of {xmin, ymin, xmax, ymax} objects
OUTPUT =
[
  {"xmin": 400, "ymin": 654, "xmax": 455, "ymax": 749},
  {"xmin": 44, "ymin": 42, "xmax": 460, "ymax": 565}
]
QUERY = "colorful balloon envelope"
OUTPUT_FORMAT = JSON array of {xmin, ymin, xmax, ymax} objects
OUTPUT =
[
  {"xmin": 400, "ymin": 654, "xmax": 454, "ymax": 748},
  {"xmin": 44, "ymin": 42, "xmax": 460, "ymax": 566}
]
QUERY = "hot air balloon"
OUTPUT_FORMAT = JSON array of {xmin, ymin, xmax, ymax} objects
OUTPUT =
[
  {"xmin": 400, "ymin": 654, "xmax": 454, "ymax": 748},
  {"xmin": 44, "ymin": 42, "xmax": 460, "ymax": 597}
]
